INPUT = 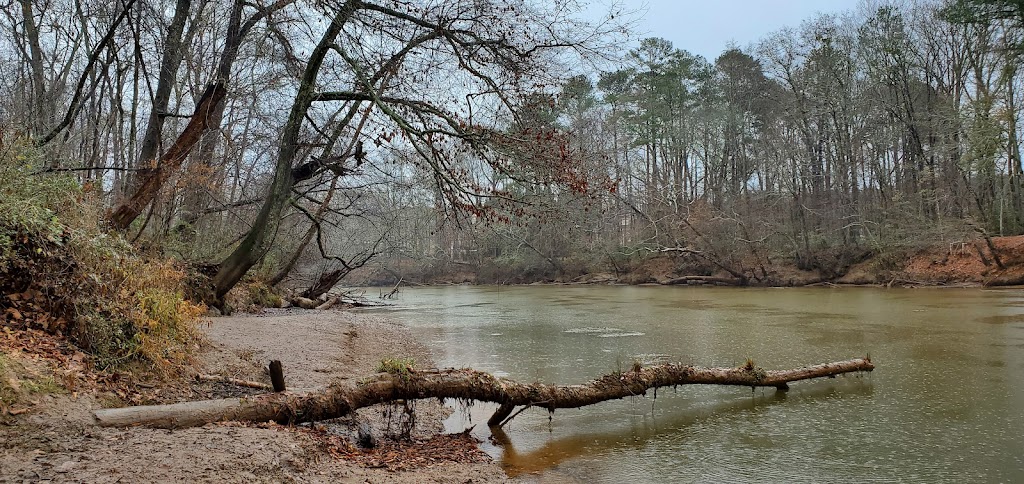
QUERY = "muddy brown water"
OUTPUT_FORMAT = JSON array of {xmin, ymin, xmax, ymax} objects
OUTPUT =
[{"xmin": 362, "ymin": 286, "xmax": 1024, "ymax": 482}]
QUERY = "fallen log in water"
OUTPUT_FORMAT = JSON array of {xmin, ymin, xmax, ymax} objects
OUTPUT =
[
  {"xmin": 661, "ymin": 275, "xmax": 744, "ymax": 286},
  {"xmin": 93, "ymin": 358, "xmax": 873, "ymax": 429}
]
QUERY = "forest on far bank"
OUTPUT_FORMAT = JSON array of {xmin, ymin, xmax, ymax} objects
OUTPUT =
[{"xmin": 2, "ymin": 0, "xmax": 1024, "ymax": 317}]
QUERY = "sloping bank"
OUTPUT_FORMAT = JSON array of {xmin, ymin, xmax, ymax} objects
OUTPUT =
[{"xmin": 349, "ymin": 235, "xmax": 1024, "ymax": 288}]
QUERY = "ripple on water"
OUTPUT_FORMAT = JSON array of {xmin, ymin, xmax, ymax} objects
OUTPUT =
[
  {"xmin": 632, "ymin": 353, "xmax": 672, "ymax": 365},
  {"xmin": 977, "ymin": 314, "xmax": 1024, "ymax": 325},
  {"xmin": 563, "ymin": 326, "xmax": 645, "ymax": 338},
  {"xmin": 564, "ymin": 327, "xmax": 623, "ymax": 334},
  {"xmin": 597, "ymin": 332, "xmax": 646, "ymax": 338}
]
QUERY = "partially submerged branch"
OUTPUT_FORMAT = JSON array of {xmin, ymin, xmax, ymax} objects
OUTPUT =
[
  {"xmin": 662, "ymin": 275, "xmax": 744, "ymax": 286},
  {"xmin": 93, "ymin": 358, "xmax": 873, "ymax": 429}
]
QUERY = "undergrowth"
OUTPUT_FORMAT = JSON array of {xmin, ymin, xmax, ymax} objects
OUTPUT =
[
  {"xmin": 225, "ymin": 280, "xmax": 284, "ymax": 313},
  {"xmin": 0, "ymin": 136, "xmax": 203, "ymax": 373},
  {"xmin": 0, "ymin": 350, "xmax": 63, "ymax": 416},
  {"xmin": 0, "ymin": 352, "xmax": 14, "ymax": 407}
]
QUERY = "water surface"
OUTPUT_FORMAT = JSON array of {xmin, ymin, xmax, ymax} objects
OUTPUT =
[{"xmin": 364, "ymin": 285, "xmax": 1024, "ymax": 482}]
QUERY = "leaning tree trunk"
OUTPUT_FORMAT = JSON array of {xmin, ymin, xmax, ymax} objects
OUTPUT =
[
  {"xmin": 301, "ymin": 268, "xmax": 350, "ymax": 300},
  {"xmin": 93, "ymin": 358, "xmax": 873, "ymax": 429},
  {"xmin": 210, "ymin": 3, "xmax": 356, "ymax": 308},
  {"xmin": 108, "ymin": 82, "xmax": 227, "ymax": 230},
  {"xmin": 133, "ymin": 0, "xmax": 193, "ymax": 179},
  {"xmin": 106, "ymin": 0, "xmax": 194, "ymax": 229},
  {"xmin": 180, "ymin": 0, "xmax": 294, "ymax": 228}
]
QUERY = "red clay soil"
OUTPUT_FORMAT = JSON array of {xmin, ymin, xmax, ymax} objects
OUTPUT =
[
  {"xmin": 618, "ymin": 236, "xmax": 1024, "ymax": 287},
  {"xmin": 890, "ymin": 235, "xmax": 1024, "ymax": 286}
]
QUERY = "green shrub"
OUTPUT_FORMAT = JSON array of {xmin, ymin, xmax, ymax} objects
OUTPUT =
[
  {"xmin": 376, "ymin": 358, "xmax": 416, "ymax": 381},
  {"xmin": 224, "ymin": 280, "xmax": 284, "ymax": 313}
]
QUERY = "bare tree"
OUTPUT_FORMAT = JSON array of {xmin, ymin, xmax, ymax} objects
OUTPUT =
[{"xmin": 206, "ymin": 0, "xmax": 619, "ymax": 305}]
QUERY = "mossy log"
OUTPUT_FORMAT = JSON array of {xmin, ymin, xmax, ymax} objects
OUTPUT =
[{"xmin": 93, "ymin": 358, "xmax": 873, "ymax": 429}]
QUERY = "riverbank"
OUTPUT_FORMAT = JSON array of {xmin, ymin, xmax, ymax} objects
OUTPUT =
[
  {"xmin": 348, "ymin": 235, "xmax": 1024, "ymax": 289},
  {"xmin": 0, "ymin": 310, "xmax": 508, "ymax": 482}
]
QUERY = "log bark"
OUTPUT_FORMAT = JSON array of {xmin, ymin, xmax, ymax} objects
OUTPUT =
[
  {"xmin": 315, "ymin": 296, "xmax": 341, "ymax": 310},
  {"xmin": 93, "ymin": 358, "xmax": 873, "ymax": 429},
  {"xmin": 291, "ymin": 297, "xmax": 317, "ymax": 309}
]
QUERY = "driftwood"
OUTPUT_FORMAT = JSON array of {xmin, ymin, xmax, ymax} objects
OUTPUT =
[
  {"xmin": 381, "ymin": 277, "xmax": 403, "ymax": 299},
  {"xmin": 662, "ymin": 275, "xmax": 743, "ymax": 286},
  {"xmin": 292, "ymin": 297, "xmax": 318, "ymax": 309},
  {"xmin": 315, "ymin": 296, "xmax": 341, "ymax": 310},
  {"xmin": 94, "ymin": 358, "xmax": 873, "ymax": 429},
  {"xmin": 195, "ymin": 374, "xmax": 272, "ymax": 391},
  {"xmin": 288, "ymin": 291, "xmax": 389, "ymax": 310}
]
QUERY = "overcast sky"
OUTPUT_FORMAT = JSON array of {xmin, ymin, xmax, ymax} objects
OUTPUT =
[{"xmin": 602, "ymin": 0, "xmax": 862, "ymax": 61}]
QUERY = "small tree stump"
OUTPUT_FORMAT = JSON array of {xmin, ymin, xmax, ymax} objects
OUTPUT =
[{"xmin": 269, "ymin": 360, "xmax": 286, "ymax": 392}]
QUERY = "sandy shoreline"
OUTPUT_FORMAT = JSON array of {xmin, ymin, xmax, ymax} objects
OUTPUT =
[{"xmin": 1, "ymin": 309, "xmax": 511, "ymax": 483}]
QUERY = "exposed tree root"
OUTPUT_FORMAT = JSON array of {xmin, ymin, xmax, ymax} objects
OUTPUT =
[{"xmin": 93, "ymin": 358, "xmax": 873, "ymax": 429}]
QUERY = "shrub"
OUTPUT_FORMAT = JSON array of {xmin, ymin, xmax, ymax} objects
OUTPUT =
[
  {"xmin": 0, "ymin": 136, "xmax": 203, "ymax": 373},
  {"xmin": 376, "ymin": 357, "xmax": 416, "ymax": 381},
  {"xmin": 224, "ymin": 280, "xmax": 284, "ymax": 313},
  {"xmin": 0, "ymin": 350, "xmax": 65, "ymax": 417}
]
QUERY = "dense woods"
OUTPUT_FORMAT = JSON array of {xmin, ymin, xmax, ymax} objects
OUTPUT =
[{"xmin": 2, "ymin": 0, "xmax": 1023, "ymax": 303}]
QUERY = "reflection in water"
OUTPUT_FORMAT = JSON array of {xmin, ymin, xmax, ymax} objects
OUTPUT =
[
  {"xmin": 365, "ymin": 286, "xmax": 1024, "ymax": 482},
  {"xmin": 492, "ymin": 380, "xmax": 874, "ymax": 478},
  {"xmin": 978, "ymin": 314, "xmax": 1024, "ymax": 325}
]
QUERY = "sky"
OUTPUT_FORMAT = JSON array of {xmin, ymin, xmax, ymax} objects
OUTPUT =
[{"xmin": 603, "ymin": 0, "xmax": 862, "ymax": 61}]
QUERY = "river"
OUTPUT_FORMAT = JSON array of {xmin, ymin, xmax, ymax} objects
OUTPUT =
[{"xmin": 363, "ymin": 285, "xmax": 1024, "ymax": 482}]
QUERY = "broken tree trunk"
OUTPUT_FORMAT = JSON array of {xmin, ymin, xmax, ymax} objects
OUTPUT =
[
  {"xmin": 269, "ymin": 360, "xmax": 286, "ymax": 392},
  {"xmin": 93, "ymin": 358, "xmax": 873, "ymax": 429},
  {"xmin": 301, "ymin": 269, "xmax": 349, "ymax": 300}
]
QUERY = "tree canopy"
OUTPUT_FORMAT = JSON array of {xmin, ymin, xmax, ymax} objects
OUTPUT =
[{"xmin": 1, "ymin": 0, "xmax": 1022, "ymax": 296}]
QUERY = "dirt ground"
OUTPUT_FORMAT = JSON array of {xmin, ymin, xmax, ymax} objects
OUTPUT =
[{"xmin": 0, "ymin": 310, "xmax": 510, "ymax": 483}]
